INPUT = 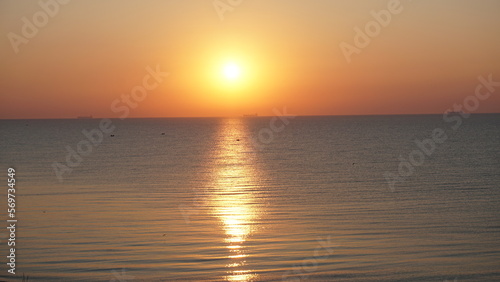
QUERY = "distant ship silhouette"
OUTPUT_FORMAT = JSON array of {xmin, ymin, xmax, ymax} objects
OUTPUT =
[
  {"xmin": 445, "ymin": 110, "xmax": 465, "ymax": 115},
  {"xmin": 243, "ymin": 113, "xmax": 258, "ymax": 117},
  {"xmin": 77, "ymin": 115, "xmax": 93, "ymax": 119}
]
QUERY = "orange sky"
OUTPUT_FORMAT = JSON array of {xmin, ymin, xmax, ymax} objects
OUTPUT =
[{"xmin": 1, "ymin": 0, "xmax": 499, "ymax": 119}]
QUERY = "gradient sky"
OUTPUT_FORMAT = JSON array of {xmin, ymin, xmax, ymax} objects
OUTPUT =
[{"xmin": 1, "ymin": 0, "xmax": 500, "ymax": 119}]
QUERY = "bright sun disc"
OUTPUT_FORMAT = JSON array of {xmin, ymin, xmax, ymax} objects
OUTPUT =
[{"xmin": 223, "ymin": 63, "xmax": 241, "ymax": 81}]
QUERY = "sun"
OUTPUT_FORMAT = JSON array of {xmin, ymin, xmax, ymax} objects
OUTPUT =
[{"xmin": 222, "ymin": 62, "xmax": 241, "ymax": 81}]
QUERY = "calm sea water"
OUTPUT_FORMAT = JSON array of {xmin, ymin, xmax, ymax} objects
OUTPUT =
[{"xmin": 0, "ymin": 115, "xmax": 499, "ymax": 281}]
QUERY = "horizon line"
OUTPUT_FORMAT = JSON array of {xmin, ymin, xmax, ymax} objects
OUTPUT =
[{"xmin": 1, "ymin": 112, "xmax": 500, "ymax": 121}]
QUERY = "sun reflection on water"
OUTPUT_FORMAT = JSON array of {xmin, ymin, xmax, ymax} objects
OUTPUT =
[{"xmin": 210, "ymin": 119, "xmax": 262, "ymax": 282}]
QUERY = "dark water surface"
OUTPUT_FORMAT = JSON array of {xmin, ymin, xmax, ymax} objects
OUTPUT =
[{"xmin": 0, "ymin": 114, "xmax": 499, "ymax": 281}]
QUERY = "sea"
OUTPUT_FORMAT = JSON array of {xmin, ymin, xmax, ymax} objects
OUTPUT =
[{"xmin": 0, "ymin": 114, "xmax": 499, "ymax": 281}]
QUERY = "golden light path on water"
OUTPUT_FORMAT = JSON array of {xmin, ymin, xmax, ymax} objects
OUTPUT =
[{"xmin": 210, "ymin": 119, "xmax": 263, "ymax": 282}]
